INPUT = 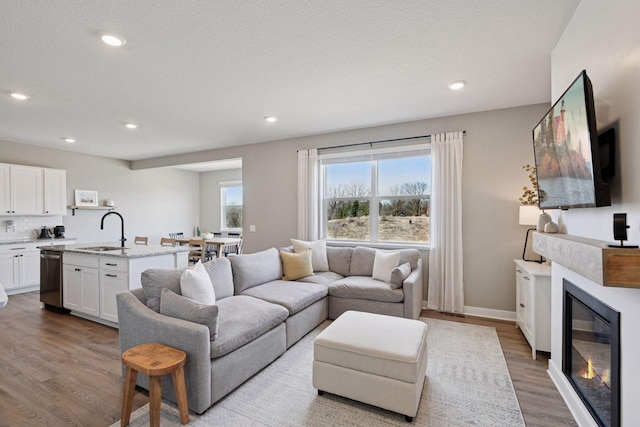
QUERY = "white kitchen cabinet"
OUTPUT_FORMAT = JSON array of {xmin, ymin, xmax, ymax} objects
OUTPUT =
[
  {"xmin": 0, "ymin": 244, "xmax": 41, "ymax": 292},
  {"xmin": 63, "ymin": 254, "xmax": 100, "ymax": 317},
  {"xmin": 100, "ymin": 259, "xmax": 128, "ymax": 323},
  {"xmin": 0, "ymin": 163, "xmax": 66, "ymax": 216},
  {"xmin": 514, "ymin": 259, "xmax": 552, "ymax": 359},
  {"xmin": 62, "ymin": 250, "xmax": 185, "ymax": 326},
  {"xmin": 43, "ymin": 168, "xmax": 67, "ymax": 215}
]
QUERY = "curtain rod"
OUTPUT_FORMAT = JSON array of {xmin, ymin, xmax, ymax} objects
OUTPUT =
[{"xmin": 313, "ymin": 131, "xmax": 466, "ymax": 152}]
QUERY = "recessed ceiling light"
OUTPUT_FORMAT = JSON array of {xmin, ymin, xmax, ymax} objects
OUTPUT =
[
  {"xmin": 448, "ymin": 80, "xmax": 467, "ymax": 90},
  {"xmin": 98, "ymin": 31, "xmax": 126, "ymax": 47},
  {"xmin": 9, "ymin": 92, "xmax": 30, "ymax": 100},
  {"xmin": 265, "ymin": 116, "xmax": 278, "ymax": 123},
  {"xmin": 62, "ymin": 138, "xmax": 76, "ymax": 143},
  {"xmin": 124, "ymin": 123, "xmax": 138, "ymax": 129}
]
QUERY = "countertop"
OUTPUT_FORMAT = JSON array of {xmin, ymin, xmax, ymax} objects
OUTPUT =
[
  {"xmin": 41, "ymin": 242, "xmax": 190, "ymax": 259},
  {"xmin": 0, "ymin": 237, "xmax": 77, "ymax": 245}
]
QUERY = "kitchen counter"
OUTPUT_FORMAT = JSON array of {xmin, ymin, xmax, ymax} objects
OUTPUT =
[
  {"xmin": 42, "ymin": 242, "xmax": 190, "ymax": 259},
  {"xmin": 1, "ymin": 237, "xmax": 77, "ymax": 245}
]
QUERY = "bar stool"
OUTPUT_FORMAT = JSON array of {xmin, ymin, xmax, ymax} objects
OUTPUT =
[{"xmin": 121, "ymin": 343, "xmax": 189, "ymax": 427}]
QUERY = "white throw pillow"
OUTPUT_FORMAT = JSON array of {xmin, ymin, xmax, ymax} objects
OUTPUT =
[
  {"xmin": 290, "ymin": 238, "xmax": 329, "ymax": 272},
  {"xmin": 180, "ymin": 261, "xmax": 216, "ymax": 305},
  {"xmin": 372, "ymin": 250, "xmax": 400, "ymax": 283}
]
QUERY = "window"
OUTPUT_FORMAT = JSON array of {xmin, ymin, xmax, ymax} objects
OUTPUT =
[
  {"xmin": 320, "ymin": 145, "xmax": 430, "ymax": 244},
  {"xmin": 221, "ymin": 181, "xmax": 242, "ymax": 230}
]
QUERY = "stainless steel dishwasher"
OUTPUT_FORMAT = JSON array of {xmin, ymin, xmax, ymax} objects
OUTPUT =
[{"xmin": 40, "ymin": 249, "xmax": 64, "ymax": 308}]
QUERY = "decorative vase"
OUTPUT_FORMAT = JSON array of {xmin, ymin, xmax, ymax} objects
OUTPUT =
[
  {"xmin": 544, "ymin": 221, "xmax": 559, "ymax": 233},
  {"xmin": 537, "ymin": 212, "xmax": 551, "ymax": 232}
]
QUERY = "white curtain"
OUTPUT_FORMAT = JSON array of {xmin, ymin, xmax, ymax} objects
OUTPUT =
[
  {"xmin": 428, "ymin": 132, "xmax": 464, "ymax": 314},
  {"xmin": 297, "ymin": 149, "xmax": 319, "ymax": 240}
]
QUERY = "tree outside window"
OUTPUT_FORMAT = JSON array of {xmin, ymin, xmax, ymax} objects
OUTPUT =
[
  {"xmin": 221, "ymin": 182, "xmax": 242, "ymax": 230},
  {"xmin": 321, "ymin": 149, "xmax": 430, "ymax": 244}
]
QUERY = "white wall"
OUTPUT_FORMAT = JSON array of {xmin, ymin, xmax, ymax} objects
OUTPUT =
[
  {"xmin": 551, "ymin": 0, "xmax": 640, "ymax": 241},
  {"xmin": 134, "ymin": 103, "xmax": 550, "ymax": 313},
  {"xmin": 547, "ymin": 1, "xmax": 640, "ymax": 425},
  {"xmin": 199, "ymin": 168, "xmax": 242, "ymax": 233},
  {"xmin": 0, "ymin": 140, "xmax": 200, "ymax": 245}
]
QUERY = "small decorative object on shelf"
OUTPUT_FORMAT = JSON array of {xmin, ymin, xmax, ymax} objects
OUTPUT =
[
  {"xmin": 74, "ymin": 189, "xmax": 98, "ymax": 207},
  {"xmin": 608, "ymin": 213, "xmax": 639, "ymax": 248},
  {"xmin": 544, "ymin": 221, "xmax": 559, "ymax": 233}
]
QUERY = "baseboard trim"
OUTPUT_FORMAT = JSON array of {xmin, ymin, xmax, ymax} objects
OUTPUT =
[{"xmin": 422, "ymin": 300, "xmax": 516, "ymax": 322}]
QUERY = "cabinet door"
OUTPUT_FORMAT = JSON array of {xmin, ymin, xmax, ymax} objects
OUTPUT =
[
  {"xmin": 100, "ymin": 271, "xmax": 128, "ymax": 323},
  {"xmin": 18, "ymin": 250, "xmax": 41, "ymax": 287},
  {"xmin": 43, "ymin": 169, "xmax": 66, "ymax": 215},
  {"xmin": 521, "ymin": 275, "xmax": 534, "ymax": 338},
  {"xmin": 0, "ymin": 253, "xmax": 19, "ymax": 290},
  {"xmin": 0, "ymin": 164, "xmax": 10, "ymax": 214},
  {"xmin": 11, "ymin": 165, "xmax": 43, "ymax": 214},
  {"xmin": 63, "ymin": 265, "xmax": 99, "ymax": 316}
]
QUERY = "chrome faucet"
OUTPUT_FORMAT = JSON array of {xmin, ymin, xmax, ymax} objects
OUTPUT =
[{"xmin": 100, "ymin": 211, "xmax": 126, "ymax": 247}]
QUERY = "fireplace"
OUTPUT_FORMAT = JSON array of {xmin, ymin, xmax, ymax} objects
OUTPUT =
[{"xmin": 563, "ymin": 279, "xmax": 620, "ymax": 427}]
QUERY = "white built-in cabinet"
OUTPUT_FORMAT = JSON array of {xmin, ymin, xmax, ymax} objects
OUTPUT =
[
  {"xmin": 0, "ymin": 243, "xmax": 44, "ymax": 292},
  {"xmin": 515, "ymin": 259, "xmax": 552, "ymax": 359},
  {"xmin": 63, "ymin": 252, "xmax": 186, "ymax": 325},
  {"xmin": 0, "ymin": 163, "xmax": 66, "ymax": 215}
]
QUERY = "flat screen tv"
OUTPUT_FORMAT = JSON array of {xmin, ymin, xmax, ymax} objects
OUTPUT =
[{"xmin": 532, "ymin": 70, "xmax": 610, "ymax": 209}]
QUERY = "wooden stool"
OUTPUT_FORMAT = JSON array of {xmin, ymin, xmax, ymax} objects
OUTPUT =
[{"xmin": 121, "ymin": 343, "xmax": 189, "ymax": 427}]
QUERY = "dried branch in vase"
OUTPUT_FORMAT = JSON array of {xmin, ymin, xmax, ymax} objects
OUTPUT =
[{"xmin": 519, "ymin": 164, "xmax": 546, "ymax": 206}]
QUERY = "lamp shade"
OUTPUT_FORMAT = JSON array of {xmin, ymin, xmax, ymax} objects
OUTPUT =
[{"xmin": 519, "ymin": 205, "xmax": 541, "ymax": 226}]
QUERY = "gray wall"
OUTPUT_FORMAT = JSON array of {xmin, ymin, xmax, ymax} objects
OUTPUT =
[
  {"xmin": 0, "ymin": 140, "xmax": 200, "ymax": 245},
  {"xmin": 199, "ymin": 168, "xmax": 242, "ymax": 233},
  {"xmin": 134, "ymin": 103, "xmax": 550, "ymax": 313}
]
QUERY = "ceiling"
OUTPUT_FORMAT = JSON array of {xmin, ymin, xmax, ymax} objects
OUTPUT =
[{"xmin": 0, "ymin": 1, "xmax": 579, "ymax": 163}]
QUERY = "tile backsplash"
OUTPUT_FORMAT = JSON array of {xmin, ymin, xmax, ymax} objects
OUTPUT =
[{"xmin": 0, "ymin": 216, "xmax": 63, "ymax": 240}]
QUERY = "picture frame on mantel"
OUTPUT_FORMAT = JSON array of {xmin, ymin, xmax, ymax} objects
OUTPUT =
[{"xmin": 75, "ymin": 189, "xmax": 98, "ymax": 207}]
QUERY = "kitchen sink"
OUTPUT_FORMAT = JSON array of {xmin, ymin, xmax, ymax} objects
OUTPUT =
[{"xmin": 78, "ymin": 246, "xmax": 129, "ymax": 251}]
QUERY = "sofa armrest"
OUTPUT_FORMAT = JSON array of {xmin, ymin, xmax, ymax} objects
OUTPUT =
[
  {"xmin": 116, "ymin": 291, "xmax": 212, "ymax": 413},
  {"xmin": 402, "ymin": 259, "xmax": 423, "ymax": 319}
]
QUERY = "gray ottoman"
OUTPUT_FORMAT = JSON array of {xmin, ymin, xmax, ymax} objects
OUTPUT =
[{"xmin": 312, "ymin": 310, "xmax": 428, "ymax": 421}]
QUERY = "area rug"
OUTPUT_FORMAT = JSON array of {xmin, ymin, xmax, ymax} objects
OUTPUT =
[{"xmin": 113, "ymin": 318, "xmax": 524, "ymax": 426}]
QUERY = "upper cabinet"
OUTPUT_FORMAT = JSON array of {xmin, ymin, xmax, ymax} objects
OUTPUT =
[{"xmin": 0, "ymin": 163, "xmax": 66, "ymax": 216}]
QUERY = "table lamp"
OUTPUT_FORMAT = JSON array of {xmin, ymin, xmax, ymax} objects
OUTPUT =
[{"xmin": 519, "ymin": 205, "xmax": 544, "ymax": 263}]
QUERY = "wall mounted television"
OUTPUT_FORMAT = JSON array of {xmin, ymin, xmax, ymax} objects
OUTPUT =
[{"xmin": 532, "ymin": 70, "xmax": 611, "ymax": 210}]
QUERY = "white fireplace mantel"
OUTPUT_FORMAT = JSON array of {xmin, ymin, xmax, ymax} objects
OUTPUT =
[{"xmin": 533, "ymin": 232, "xmax": 640, "ymax": 288}]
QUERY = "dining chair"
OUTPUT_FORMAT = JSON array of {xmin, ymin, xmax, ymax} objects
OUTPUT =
[
  {"xmin": 134, "ymin": 236, "xmax": 148, "ymax": 245},
  {"xmin": 223, "ymin": 233, "xmax": 242, "ymax": 256},
  {"xmin": 160, "ymin": 237, "xmax": 176, "ymax": 247},
  {"xmin": 204, "ymin": 242, "xmax": 217, "ymax": 260},
  {"xmin": 188, "ymin": 238, "xmax": 206, "ymax": 264},
  {"xmin": 213, "ymin": 232, "xmax": 222, "ymax": 237},
  {"xmin": 169, "ymin": 232, "xmax": 184, "ymax": 239}
]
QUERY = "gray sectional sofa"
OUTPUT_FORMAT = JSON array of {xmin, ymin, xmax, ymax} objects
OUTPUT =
[{"xmin": 116, "ymin": 245, "xmax": 423, "ymax": 414}]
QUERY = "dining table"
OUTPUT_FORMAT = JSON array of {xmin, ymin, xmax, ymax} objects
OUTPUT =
[{"xmin": 174, "ymin": 236, "xmax": 242, "ymax": 258}]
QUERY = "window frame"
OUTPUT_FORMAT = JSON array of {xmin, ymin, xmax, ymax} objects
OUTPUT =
[
  {"xmin": 220, "ymin": 180, "xmax": 243, "ymax": 232},
  {"xmin": 319, "ymin": 144, "xmax": 430, "ymax": 248}
]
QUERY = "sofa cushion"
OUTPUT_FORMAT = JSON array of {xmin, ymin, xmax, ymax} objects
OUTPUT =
[
  {"xmin": 349, "ymin": 247, "xmax": 420, "ymax": 277},
  {"xmin": 229, "ymin": 248, "xmax": 282, "ymax": 294},
  {"xmin": 297, "ymin": 271, "xmax": 344, "ymax": 286},
  {"xmin": 160, "ymin": 288, "xmax": 219, "ymax": 341},
  {"xmin": 372, "ymin": 250, "xmax": 400, "ymax": 283},
  {"xmin": 280, "ymin": 249, "xmax": 314, "ymax": 281},
  {"xmin": 390, "ymin": 262, "xmax": 412, "ymax": 290},
  {"xmin": 180, "ymin": 261, "xmax": 216, "ymax": 305},
  {"xmin": 240, "ymin": 280, "xmax": 328, "ymax": 315},
  {"xmin": 326, "ymin": 246, "xmax": 353, "ymax": 277},
  {"xmin": 210, "ymin": 295, "xmax": 288, "ymax": 359},
  {"xmin": 328, "ymin": 276, "xmax": 404, "ymax": 303},
  {"xmin": 349, "ymin": 247, "xmax": 377, "ymax": 276},
  {"xmin": 202, "ymin": 256, "xmax": 234, "ymax": 300},
  {"xmin": 141, "ymin": 268, "xmax": 185, "ymax": 312},
  {"xmin": 291, "ymin": 238, "xmax": 329, "ymax": 272}
]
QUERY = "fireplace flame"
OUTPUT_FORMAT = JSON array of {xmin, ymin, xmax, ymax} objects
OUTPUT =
[{"xmin": 581, "ymin": 357, "xmax": 595, "ymax": 379}]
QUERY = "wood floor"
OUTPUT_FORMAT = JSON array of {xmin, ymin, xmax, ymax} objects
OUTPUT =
[{"xmin": 0, "ymin": 292, "xmax": 576, "ymax": 427}]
